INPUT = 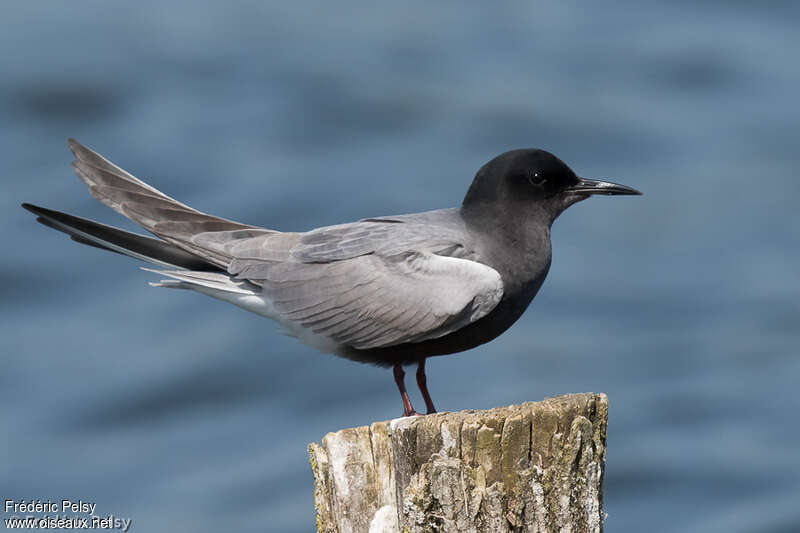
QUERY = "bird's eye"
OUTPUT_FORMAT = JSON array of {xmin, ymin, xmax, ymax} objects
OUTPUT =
[{"xmin": 528, "ymin": 171, "xmax": 546, "ymax": 186}]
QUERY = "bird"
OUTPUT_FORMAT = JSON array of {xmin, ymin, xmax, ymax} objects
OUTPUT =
[{"xmin": 23, "ymin": 140, "xmax": 641, "ymax": 417}]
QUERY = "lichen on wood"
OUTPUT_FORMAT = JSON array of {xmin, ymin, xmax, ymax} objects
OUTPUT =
[{"xmin": 308, "ymin": 392, "xmax": 608, "ymax": 533}]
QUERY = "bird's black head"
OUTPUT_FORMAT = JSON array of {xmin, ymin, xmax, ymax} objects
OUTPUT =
[{"xmin": 462, "ymin": 148, "xmax": 640, "ymax": 226}]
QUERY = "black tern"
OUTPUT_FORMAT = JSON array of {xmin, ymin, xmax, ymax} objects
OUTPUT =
[{"xmin": 23, "ymin": 140, "xmax": 640, "ymax": 417}]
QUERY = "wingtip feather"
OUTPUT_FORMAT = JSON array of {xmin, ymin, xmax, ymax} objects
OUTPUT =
[
  {"xmin": 66, "ymin": 138, "xmax": 83, "ymax": 157},
  {"xmin": 21, "ymin": 203, "xmax": 57, "ymax": 224}
]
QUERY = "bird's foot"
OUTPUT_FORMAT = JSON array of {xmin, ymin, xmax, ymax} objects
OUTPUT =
[{"xmin": 402, "ymin": 408, "xmax": 424, "ymax": 418}]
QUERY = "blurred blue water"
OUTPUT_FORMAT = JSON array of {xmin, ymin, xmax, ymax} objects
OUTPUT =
[{"xmin": 2, "ymin": 1, "xmax": 799, "ymax": 532}]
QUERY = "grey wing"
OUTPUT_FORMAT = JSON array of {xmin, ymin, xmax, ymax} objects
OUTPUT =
[
  {"xmin": 256, "ymin": 251, "xmax": 503, "ymax": 350},
  {"xmin": 67, "ymin": 139, "xmax": 273, "ymax": 268},
  {"xmin": 293, "ymin": 209, "xmax": 470, "ymax": 261},
  {"xmin": 210, "ymin": 210, "xmax": 503, "ymax": 349},
  {"xmin": 59, "ymin": 140, "xmax": 502, "ymax": 350},
  {"xmin": 187, "ymin": 202, "xmax": 502, "ymax": 349},
  {"xmin": 204, "ymin": 208, "xmax": 474, "ymax": 275}
]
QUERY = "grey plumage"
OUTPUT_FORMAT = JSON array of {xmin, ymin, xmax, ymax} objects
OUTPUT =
[
  {"xmin": 34, "ymin": 140, "xmax": 506, "ymax": 355},
  {"xmin": 68, "ymin": 138, "xmax": 260, "ymax": 268},
  {"xmin": 23, "ymin": 140, "xmax": 640, "ymax": 416}
]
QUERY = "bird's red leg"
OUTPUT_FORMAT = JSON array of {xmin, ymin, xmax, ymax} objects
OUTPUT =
[
  {"xmin": 393, "ymin": 364, "xmax": 420, "ymax": 417},
  {"xmin": 416, "ymin": 358, "xmax": 437, "ymax": 414}
]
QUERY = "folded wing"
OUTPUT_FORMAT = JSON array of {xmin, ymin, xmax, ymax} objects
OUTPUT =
[
  {"xmin": 234, "ymin": 249, "xmax": 503, "ymax": 350},
  {"xmin": 67, "ymin": 139, "xmax": 273, "ymax": 268},
  {"xmin": 61, "ymin": 140, "xmax": 504, "ymax": 351}
]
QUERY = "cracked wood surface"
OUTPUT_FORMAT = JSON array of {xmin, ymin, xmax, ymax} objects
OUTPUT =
[{"xmin": 308, "ymin": 393, "xmax": 608, "ymax": 533}]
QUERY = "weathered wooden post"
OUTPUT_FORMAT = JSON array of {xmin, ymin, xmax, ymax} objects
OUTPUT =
[{"xmin": 309, "ymin": 392, "xmax": 608, "ymax": 533}]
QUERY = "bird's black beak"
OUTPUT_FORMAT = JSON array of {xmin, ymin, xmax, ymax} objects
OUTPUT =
[{"xmin": 568, "ymin": 177, "xmax": 642, "ymax": 196}]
